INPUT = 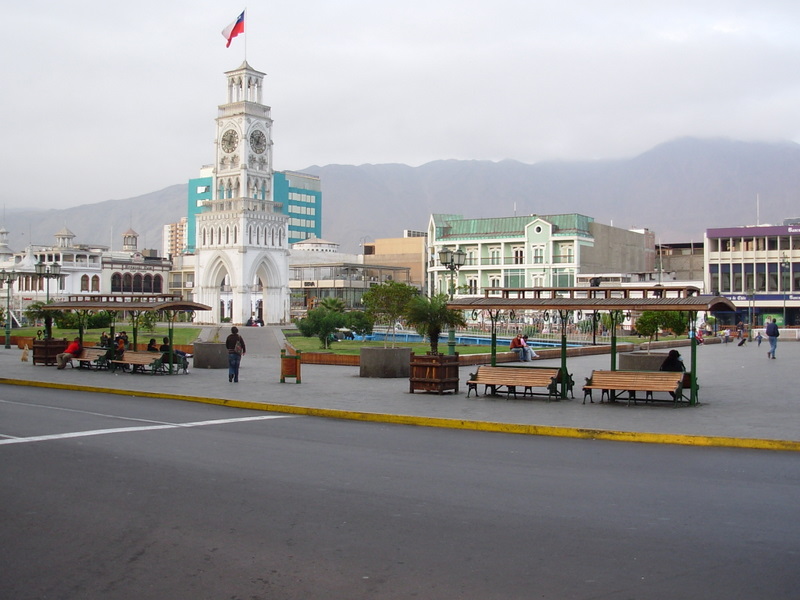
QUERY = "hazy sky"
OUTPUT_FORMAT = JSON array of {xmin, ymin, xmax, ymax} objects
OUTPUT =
[{"xmin": 4, "ymin": 1, "xmax": 800, "ymax": 211}]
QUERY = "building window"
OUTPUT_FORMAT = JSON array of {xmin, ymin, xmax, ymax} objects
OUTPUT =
[
  {"xmin": 513, "ymin": 248, "xmax": 524, "ymax": 264},
  {"xmin": 81, "ymin": 275, "xmax": 90, "ymax": 292},
  {"xmin": 153, "ymin": 275, "xmax": 163, "ymax": 294},
  {"xmin": 91, "ymin": 275, "xmax": 100, "ymax": 292},
  {"xmin": 111, "ymin": 273, "xmax": 122, "ymax": 293}
]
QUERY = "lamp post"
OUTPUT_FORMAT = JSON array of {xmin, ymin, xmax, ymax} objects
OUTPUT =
[
  {"xmin": 781, "ymin": 253, "xmax": 790, "ymax": 326},
  {"xmin": 35, "ymin": 260, "xmax": 61, "ymax": 339},
  {"xmin": 2, "ymin": 269, "xmax": 18, "ymax": 349},
  {"xmin": 438, "ymin": 246, "xmax": 466, "ymax": 355}
]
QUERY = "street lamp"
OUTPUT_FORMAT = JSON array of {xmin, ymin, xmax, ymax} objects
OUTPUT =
[
  {"xmin": 35, "ymin": 260, "xmax": 61, "ymax": 339},
  {"xmin": 35, "ymin": 259, "xmax": 61, "ymax": 302},
  {"xmin": 781, "ymin": 253, "xmax": 790, "ymax": 326},
  {"xmin": 438, "ymin": 246, "xmax": 466, "ymax": 355},
  {"xmin": 1, "ymin": 269, "xmax": 19, "ymax": 349}
]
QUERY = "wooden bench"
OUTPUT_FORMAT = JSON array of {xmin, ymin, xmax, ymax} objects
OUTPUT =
[
  {"xmin": 582, "ymin": 370, "xmax": 684, "ymax": 407},
  {"xmin": 68, "ymin": 347, "xmax": 110, "ymax": 370},
  {"xmin": 110, "ymin": 351, "xmax": 166, "ymax": 375},
  {"xmin": 467, "ymin": 366, "xmax": 572, "ymax": 401}
]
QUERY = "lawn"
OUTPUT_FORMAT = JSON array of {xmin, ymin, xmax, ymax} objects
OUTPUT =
[{"xmin": 11, "ymin": 326, "xmax": 202, "ymax": 347}]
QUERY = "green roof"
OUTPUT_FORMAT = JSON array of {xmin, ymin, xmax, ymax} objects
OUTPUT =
[{"xmin": 433, "ymin": 213, "xmax": 593, "ymax": 240}]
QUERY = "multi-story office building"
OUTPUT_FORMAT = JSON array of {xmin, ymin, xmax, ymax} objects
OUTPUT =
[
  {"xmin": 274, "ymin": 171, "xmax": 322, "ymax": 244},
  {"xmin": 427, "ymin": 213, "xmax": 655, "ymax": 296},
  {"xmin": 162, "ymin": 217, "xmax": 188, "ymax": 259},
  {"xmin": 705, "ymin": 223, "xmax": 799, "ymax": 326}
]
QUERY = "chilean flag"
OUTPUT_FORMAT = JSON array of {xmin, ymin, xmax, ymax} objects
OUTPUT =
[{"xmin": 222, "ymin": 11, "xmax": 245, "ymax": 48}]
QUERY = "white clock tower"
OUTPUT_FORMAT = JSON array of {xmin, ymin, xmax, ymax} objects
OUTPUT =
[{"xmin": 195, "ymin": 62, "xmax": 290, "ymax": 325}]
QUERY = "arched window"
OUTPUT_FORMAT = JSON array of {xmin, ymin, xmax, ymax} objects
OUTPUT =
[
  {"xmin": 202, "ymin": 228, "xmax": 207, "ymax": 246},
  {"xmin": 111, "ymin": 273, "xmax": 122, "ymax": 293},
  {"xmin": 153, "ymin": 275, "xmax": 163, "ymax": 293},
  {"xmin": 123, "ymin": 273, "xmax": 133, "ymax": 293},
  {"xmin": 271, "ymin": 228, "xmax": 276, "ymax": 246},
  {"xmin": 209, "ymin": 228, "xmax": 214, "ymax": 245},
  {"xmin": 143, "ymin": 274, "xmax": 153, "ymax": 293},
  {"xmin": 81, "ymin": 275, "xmax": 90, "ymax": 292},
  {"xmin": 225, "ymin": 226, "xmax": 230, "ymax": 244},
  {"xmin": 91, "ymin": 275, "xmax": 100, "ymax": 292},
  {"xmin": 248, "ymin": 226, "xmax": 253, "ymax": 245},
  {"xmin": 233, "ymin": 226, "xmax": 237, "ymax": 244}
]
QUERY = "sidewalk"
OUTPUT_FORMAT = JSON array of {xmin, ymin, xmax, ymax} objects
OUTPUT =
[{"xmin": 2, "ymin": 328, "xmax": 798, "ymax": 451}]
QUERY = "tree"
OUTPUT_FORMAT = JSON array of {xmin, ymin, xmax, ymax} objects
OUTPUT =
[
  {"xmin": 344, "ymin": 310, "xmax": 373, "ymax": 337},
  {"xmin": 635, "ymin": 311, "xmax": 689, "ymax": 348},
  {"xmin": 634, "ymin": 311, "xmax": 662, "ymax": 346},
  {"xmin": 24, "ymin": 301, "xmax": 60, "ymax": 339},
  {"xmin": 362, "ymin": 281, "xmax": 418, "ymax": 347},
  {"xmin": 294, "ymin": 307, "xmax": 346, "ymax": 349},
  {"xmin": 404, "ymin": 293, "xmax": 467, "ymax": 355},
  {"xmin": 317, "ymin": 297, "xmax": 346, "ymax": 313}
]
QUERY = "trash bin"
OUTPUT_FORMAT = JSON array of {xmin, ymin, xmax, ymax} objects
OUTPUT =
[{"xmin": 280, "ymin": 349, "xmax": 301, "ymax": 383}]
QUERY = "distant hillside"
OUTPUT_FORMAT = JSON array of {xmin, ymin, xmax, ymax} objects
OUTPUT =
[
  {"xmin": 4, "ymin": 185, "xmax": 188, "ymax": 255},
  {"xmin": 5, "ymin": 138, "xmax": 800, "ymax": 255},
  {"xmin": 302, "ymin": 138, "xmax": 800, "ymax": 252}
]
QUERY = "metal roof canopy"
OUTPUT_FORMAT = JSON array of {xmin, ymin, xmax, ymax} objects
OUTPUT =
[
  {"xmin": 42, "ymin": 295, "xmax": 212, "ymax": 374},
  {"xmin": 446, "ymin": 287, "xmax": 737, "ymax": 403}
]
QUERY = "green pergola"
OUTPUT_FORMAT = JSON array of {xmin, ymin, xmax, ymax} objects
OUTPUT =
[
  {"xmin": 448, "ymin": 286, "xmax": 736, "ymax": 404},
  {"xmin": 43, "ymin": 294, "xmax": 211, "ymax": 374}
]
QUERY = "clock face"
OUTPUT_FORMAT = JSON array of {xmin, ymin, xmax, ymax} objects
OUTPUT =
[
  {"xmin": 221, "ymin": 129, "xmax": 239, "ymax": 153},
  {"xmin": 249, "ymin": 130, "xmax": 267, "ymax": 154}
]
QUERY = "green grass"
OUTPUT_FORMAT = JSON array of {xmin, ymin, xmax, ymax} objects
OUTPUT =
[{"xmin": 11, "ymin": 327, "xmax": 202, "ymax": 347}]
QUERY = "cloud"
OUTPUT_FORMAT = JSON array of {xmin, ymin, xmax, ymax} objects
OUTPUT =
[{"xmin": 2, "ymin": 0, "xmax": 800, "ymax": 211}]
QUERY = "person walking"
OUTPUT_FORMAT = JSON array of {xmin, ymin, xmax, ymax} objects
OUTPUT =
[
  {"xmin": 225, "ymin": 326, "xmax": 246, "ymax": 382},
  {"xmin": 765, "ymin": 318, "xmax": 780, "ymax": 359}
]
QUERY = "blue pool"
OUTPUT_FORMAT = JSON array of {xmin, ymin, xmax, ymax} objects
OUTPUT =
[{"xmin": 357, "ymin": 332, "xmax": 582, "ymax": 348}]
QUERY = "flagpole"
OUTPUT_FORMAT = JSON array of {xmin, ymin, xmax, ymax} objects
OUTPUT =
[{"xmin": 244, "ymin": 7, "xmax": 248, "ymax": 62}]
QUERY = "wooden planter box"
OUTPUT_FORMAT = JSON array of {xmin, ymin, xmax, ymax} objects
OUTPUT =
[
  {"xmin": 33, "ymin": 338, "xmax": 68, "ymax": 366},
  {"xmin": 409, "ymin": 353, "xmax": 460, "ymax": 394}
]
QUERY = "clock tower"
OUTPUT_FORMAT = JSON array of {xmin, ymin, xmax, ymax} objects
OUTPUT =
[{"xmin": 195, "ymin": 62, "xmax": 290, "ymax": 325}]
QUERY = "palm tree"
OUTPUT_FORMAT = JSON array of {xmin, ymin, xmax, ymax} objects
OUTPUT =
[
  {"xmin": 318, "ymin": 297, "xmax": 346, "ymax": 313},
  {"xmin": 404, "ymin": 293, "xmax": 467, "ymax": 355}
]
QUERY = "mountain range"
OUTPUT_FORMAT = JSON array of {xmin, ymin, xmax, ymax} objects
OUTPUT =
[{"xmin": 4, "ymin": 137, "xmax": 800, "ymax": 256}]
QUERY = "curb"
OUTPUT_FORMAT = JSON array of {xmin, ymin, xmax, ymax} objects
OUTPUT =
[{"xmin": 2, "ymin": 378, "xmax": 799, "ymax": 453}]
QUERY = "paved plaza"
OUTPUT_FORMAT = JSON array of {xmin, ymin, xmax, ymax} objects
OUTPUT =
[{"xmin": 2, "ymin": 327, "xmax": 798, "ymax": 450}]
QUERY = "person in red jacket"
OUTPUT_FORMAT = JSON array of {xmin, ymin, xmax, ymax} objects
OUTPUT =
[{"xmin": 56, "ymin": 338, "xmax": 82, "ymax": 369}]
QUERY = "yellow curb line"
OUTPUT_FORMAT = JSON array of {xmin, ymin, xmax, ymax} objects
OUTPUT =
[{"xmin": 3, "ymin": 378, "xmax": 799, "ymax": 452}]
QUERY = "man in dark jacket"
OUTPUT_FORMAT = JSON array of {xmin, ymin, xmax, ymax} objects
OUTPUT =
[
  {"xmin": 225, "ymin": 326, "xmax": 246, "ymax": 382},
  {"xmin": 765, "ymin": 318, "xmax": 780, "ymax": 359}
]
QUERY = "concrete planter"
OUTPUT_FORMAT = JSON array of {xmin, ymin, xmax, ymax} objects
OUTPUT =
[
  {"xmin": 360, "ymin": 347, "xmax": 411, "ymax": 378},
  {"xmin": 619, "ymin": 351, "xmax": 668, "ymax": 371},
  {"xmin": 193, "ymin": 342, "xmax": 229, "ymax": 369}
]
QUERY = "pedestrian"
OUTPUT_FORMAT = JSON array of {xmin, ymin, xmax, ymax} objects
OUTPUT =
[
  {"xmin": 510, "ymin": 333, "xmax": 530, "ymax": 361},
  {"xmin": 225, "ymin": 326, "xmax": 246, "ymax": 382},
  {"xmin": 56, "ymin": 337, "xmax": 82, "ymax": 369},
  {"xmin": 723, "ymin": 329, "xmax": 730, "ymax": 344},
  {"xmin": 659, "ymin": 349, "xmax": 685, "ymax": 399},
  {"xmin": 522, "ymin": 334, "xmax": 539, "ymax": 359},
  {"xmin": 736, "ymin": 321, "xmax": 746, "ymax": 346},
  {"xmin": 765, "ymin": 318, "xmax": 779, "ymax": 359},
  {"xmin": 756, "ymin": 331, "xmax": 763, "ymax": 346}
]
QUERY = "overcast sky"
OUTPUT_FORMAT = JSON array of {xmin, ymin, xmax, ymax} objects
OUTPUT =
[{"xmin": 4, "ymin": 0, "xmax": 800, "ymax": 212}]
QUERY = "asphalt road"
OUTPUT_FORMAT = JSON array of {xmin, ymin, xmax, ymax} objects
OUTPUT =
[{"xmin": 2, "ymin": 388, "xmax": 798, "ymax": 599}]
